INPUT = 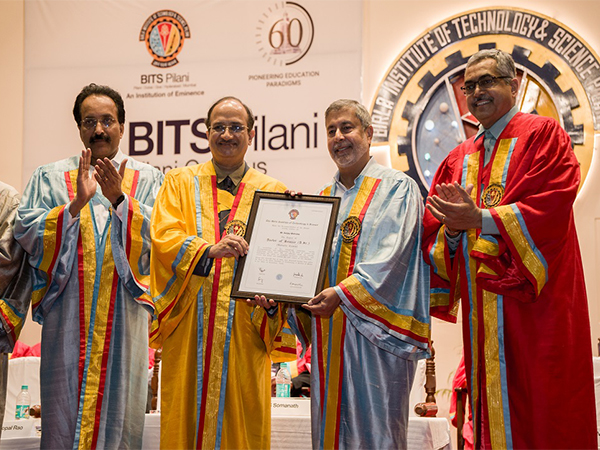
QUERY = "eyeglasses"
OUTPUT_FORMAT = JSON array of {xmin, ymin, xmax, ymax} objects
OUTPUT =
[
  {"xmin": 81, "ymin": 117, "xmax": 117, "ymax": 130},
  {"xmin": 460, "ymin": 75, "xmax": 512, "ymax": 95},
  {"xmin": 209, "ymin": 124, "xmax": 248, "ymax": 135}
]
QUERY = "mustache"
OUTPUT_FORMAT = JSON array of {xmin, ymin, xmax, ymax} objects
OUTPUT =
[
  {"xmin": 89, "ymin": 134, "xmax": 111, "ymax": 144},
  {"xmin": 333, "ymin": 144, "xmax": 350, "ymax": 151}
]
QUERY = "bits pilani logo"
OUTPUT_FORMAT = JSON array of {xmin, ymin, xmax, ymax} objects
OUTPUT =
[{"xmin": 140, "ymin": 10, "xmax": 191, "ymax": 68}]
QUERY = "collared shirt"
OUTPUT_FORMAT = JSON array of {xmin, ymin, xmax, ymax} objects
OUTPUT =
[
  {"xmin": 446, "ymin": 106, "xmax": 519, "ymax": 251},
  {"xmin": 333, "ymin": 157, "xmax": 377, "ymax": 211},
  {"xmin": 474, "ymin": 105, "xmax": 519, "ymax": 166},
  {"xmin": 476, "ymin": 106, "xmax": 519, "ymax": 235},
  {"xmin": 193, "ymin": 160, "xmax": 249, "ymax": 278},
  {"xmin": 212, "ymin": 160, "xmax": 248, "ymax": 195}
]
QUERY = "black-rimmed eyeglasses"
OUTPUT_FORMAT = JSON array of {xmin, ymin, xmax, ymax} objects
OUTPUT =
[{"xmin": 460, "ymin": 75, "xmax": 512, "ymax": 95}]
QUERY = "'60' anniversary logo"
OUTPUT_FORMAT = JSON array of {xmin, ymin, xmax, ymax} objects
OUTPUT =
[{"xmin": 256, "ymin": 1, "xmax": 314, "ymax": 66}]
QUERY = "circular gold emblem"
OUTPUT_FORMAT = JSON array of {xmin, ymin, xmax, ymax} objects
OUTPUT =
[
  {"xmin": 225, "ymin": 220, "xmax": 246, "ymax": 237},
  {"xmin": 341, "ymin": 216, "xmax": 362, "ymax": 243},
  {"xmin": 482, "ymin": 184, "xmax": 504, "ymax": 208}
]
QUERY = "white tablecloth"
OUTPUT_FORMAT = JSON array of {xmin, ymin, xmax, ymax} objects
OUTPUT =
[
  {"xmin": 0, "ymin": 411, "xmax": 451, "ymax": 450},
  {"xmin": 0, "ymin": 418, "xmax": 40, "ymax": 450},
  {"xmin": 4, "ymin": 357, "xmax": 41, "ymax": 421},
  {"xmin": 270, "ymin": 414, "xmax": 450, "ymax": 450},
  {"xmin": 0, "ymin": 436, "xmax": 39, "ymax": 450},
  {"xmin": 1, "ymin": 358, "xmax": 439, "ymax": 448}
]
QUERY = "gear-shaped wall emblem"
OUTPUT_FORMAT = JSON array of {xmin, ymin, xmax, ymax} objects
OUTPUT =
[{"xmin": 371, "ymin": 7, "xmax": 599, "ymax": 197}]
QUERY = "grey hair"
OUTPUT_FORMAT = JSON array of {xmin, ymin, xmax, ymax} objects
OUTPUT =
[
  {"xmin": 325, "ymin": 99, "xmax": 371, "ymax": 129},
  {"xmin": 466, "ymin": 49, "xmax": 516, "ymax": 79}
]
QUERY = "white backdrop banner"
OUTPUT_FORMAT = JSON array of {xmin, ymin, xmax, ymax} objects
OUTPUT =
[{"xmin": 24, "ymin": 0, "xmax": 362, "ymax": 193}]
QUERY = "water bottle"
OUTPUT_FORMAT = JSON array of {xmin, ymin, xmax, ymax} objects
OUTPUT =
[
  {"xmin": 15, "ymin": 385, "xmax": 31, "ymax": 419},
  {"xmin": 276, "ymin": 362, "xmax": 292, "ymax": 397}
]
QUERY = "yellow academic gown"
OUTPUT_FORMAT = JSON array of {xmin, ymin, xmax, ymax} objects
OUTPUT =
[{"xmin": 150, "ymin": 162, "xmax": 295, "ymax": 449}]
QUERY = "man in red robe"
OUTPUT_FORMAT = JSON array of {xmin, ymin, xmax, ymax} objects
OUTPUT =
[{"xmin": 423, "ymin": 48, "xmax": 597, "ymax": 449}]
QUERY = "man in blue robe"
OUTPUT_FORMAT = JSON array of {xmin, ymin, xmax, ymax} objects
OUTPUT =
[
  {"xmin": 15, "ymin": 83, "xmax": 163, "ymax": 449},
  {"xmin": 289, "ymin": 99, "xmax": 431, "ymax": 449}
]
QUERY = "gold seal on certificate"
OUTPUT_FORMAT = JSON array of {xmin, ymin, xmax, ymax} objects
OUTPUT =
[{"xmin": 231, "ymin": 192, "xmax": 340, "ymax": 303}]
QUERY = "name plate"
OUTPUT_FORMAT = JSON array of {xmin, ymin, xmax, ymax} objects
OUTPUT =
[
  {"xmin": 271, "ymin": 397, "xmax": 311, "ymax": 416},
  {"xmin": 2, "ymin": 419, "xmax": 36, "ymax": 437}
]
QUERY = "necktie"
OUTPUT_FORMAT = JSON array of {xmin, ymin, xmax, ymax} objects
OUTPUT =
[
  {"xmin": 220, "ymin": 176, "xmax": 235, "ymax": 194},
  {"xmin": 218, "ymin": 176, "xmax": 235, "ymax": 234},
  {"xmin": 483, "ymin": 130, "xmax": 495, "ymax": 165}
]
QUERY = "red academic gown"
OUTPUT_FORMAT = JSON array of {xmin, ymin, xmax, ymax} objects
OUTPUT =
[{"xmin": 423, "ymin": 112, "xmax": 597, "ymax": 449}]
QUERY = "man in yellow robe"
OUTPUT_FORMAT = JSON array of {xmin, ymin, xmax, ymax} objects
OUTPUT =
[{"xmin": 150, "ymin": 97, "xmax": 294, "ymax": 449}]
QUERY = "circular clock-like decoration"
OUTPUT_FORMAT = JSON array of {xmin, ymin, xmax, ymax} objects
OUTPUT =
[
  {"xmin": 406, "ymin": 48, "xmax": 577, "ymax": 194},
  {"xmin": 371, "ymin": 8, "xmax": 598, "ymax": 197}
]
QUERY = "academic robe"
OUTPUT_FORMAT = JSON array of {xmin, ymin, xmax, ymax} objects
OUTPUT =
[
  {"xmin": 150, "ymin": 161, "xmax": 296, "ymax": 450},
  {"xmin": 422, "ymin": 112, "xmax": 597, "ymax": 449},
  {"xmin": 289, "ymin": 161, "xmax": 431, "ymax": 449},
  {"xmin": 0, "ymin": 181, "xmax": 32, "ymax": 436},
  {"xmin": 15, "ymin": 156, "xmax": 163, "ymax": 449}
]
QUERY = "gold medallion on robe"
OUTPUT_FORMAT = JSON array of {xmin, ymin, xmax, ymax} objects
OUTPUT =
[
  {"xmin": 225, "ymin": 220, "xmax": 246, "ymax": 237},
  {"xmin": 482, "ymin": 184, "xmax": 504, "ymax": 208},
  {"xmin": 341, "ymin": 216, "xmax": 361, "ymax": 243}
]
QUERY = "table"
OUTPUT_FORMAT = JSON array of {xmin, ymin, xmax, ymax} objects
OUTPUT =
[
  {"xmin": 0, "ymin": 418, "xmax": 40, "ymax": 450},
  {"xmin": 0, "ymin": 410, "xmax": 452, "ymax": 450},
  {"xmin": 2, "ymin": 358, "xmax": 448, "ymax": 448},
  {"xmin": 270, "ymin": 414, "xmax": 451, "ymax": 450}
]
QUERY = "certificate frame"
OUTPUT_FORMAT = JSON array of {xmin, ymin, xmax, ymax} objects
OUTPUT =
[{"xmin": 231, "ymin": 192, "xmax": 340, "ymax": 304}]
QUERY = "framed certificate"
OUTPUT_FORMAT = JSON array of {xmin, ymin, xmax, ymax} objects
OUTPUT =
[{"xmin": 231, "ymin": 192, "xmax": 340, "ymax": 303}]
